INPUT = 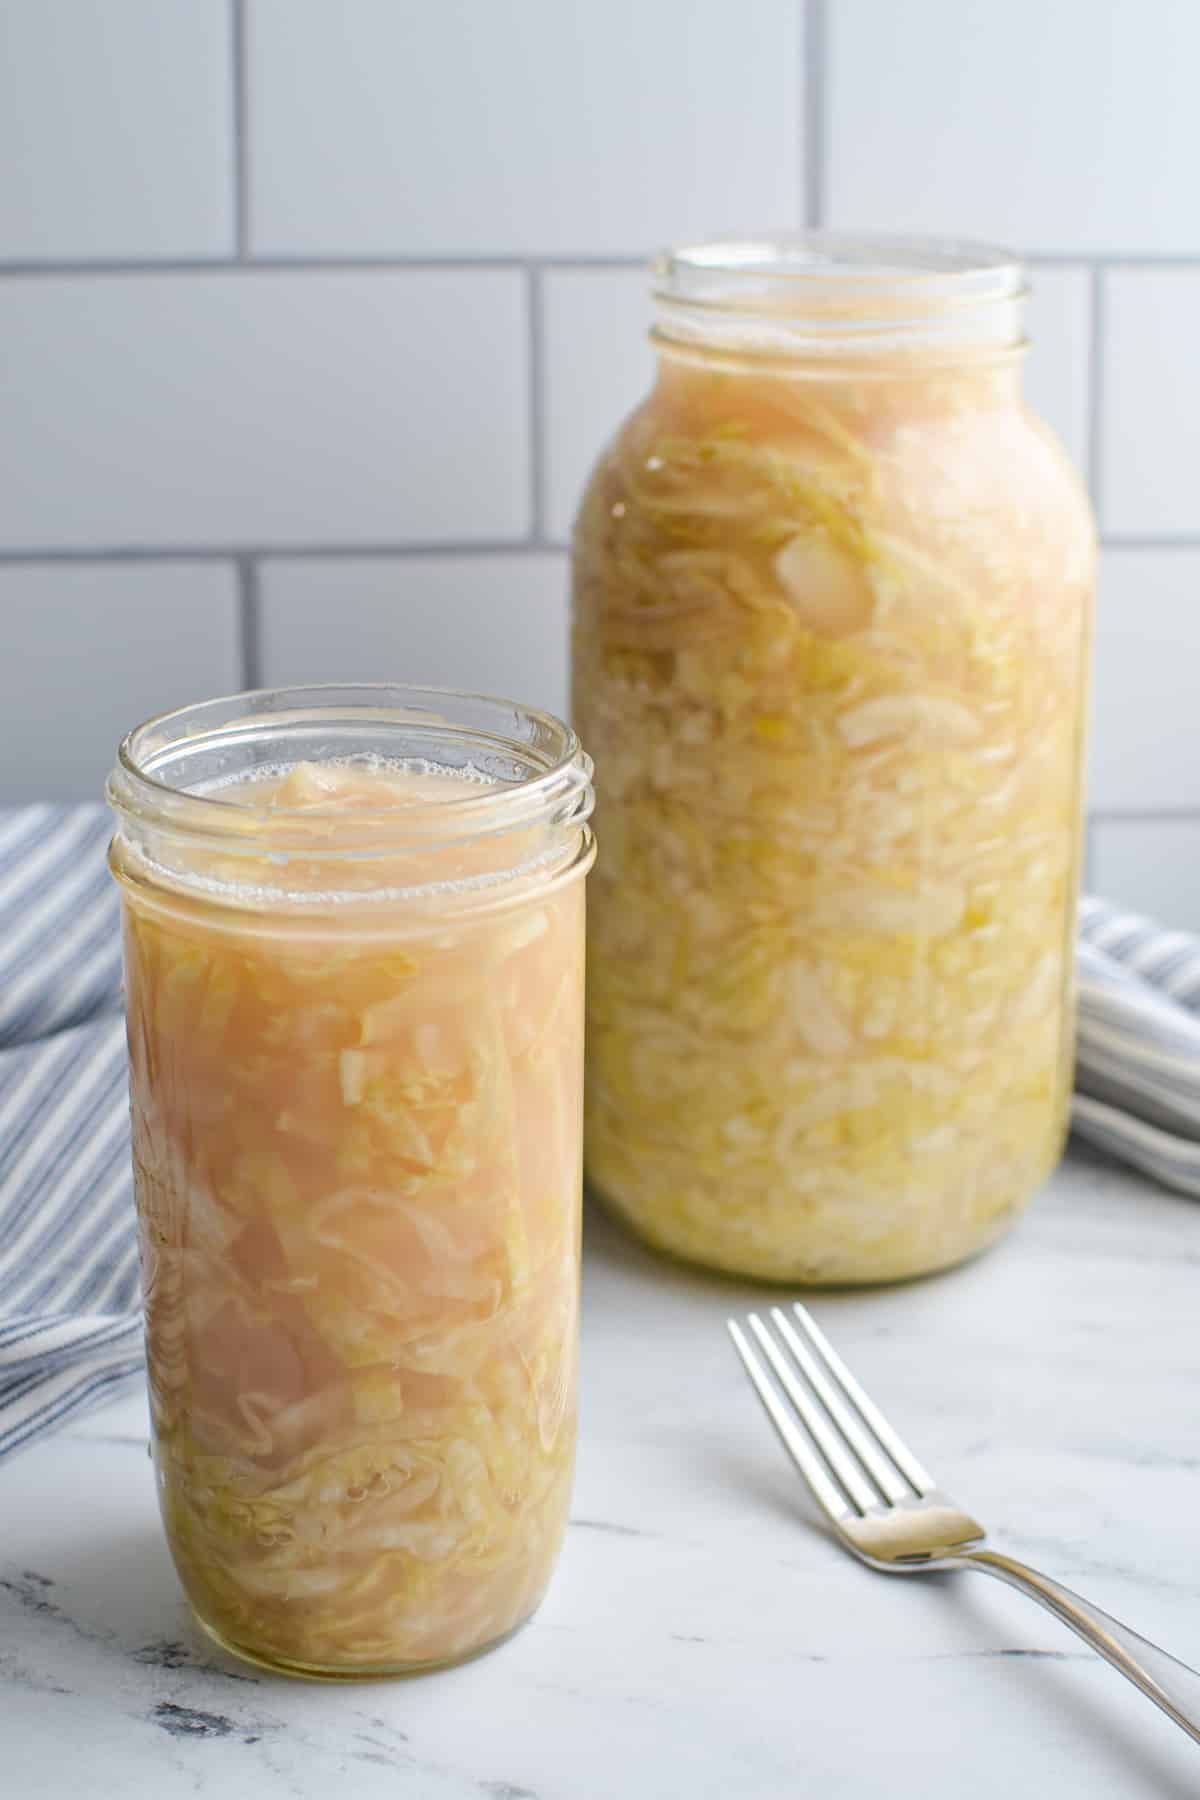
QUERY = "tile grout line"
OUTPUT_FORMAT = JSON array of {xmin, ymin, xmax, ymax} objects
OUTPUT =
[
  {"xmin": 1102, "ymin": 534, "xmax": 1200, "ymax": 549},
  {"xmin": 0, "ymin": 253, "xmax": 651, "ymax": 279},
  {"xmin": 231, "ymin": 0, "xmax": 251, "ymax": 260},
  {"xmin": 1024, "ymin": 252, "xmax": 1200, "ymax": 267},
  {"xmin": 1086, "ymin": 265, "xmax": 1105, "ymax": 519},
  {"xmin": 0, "ymin": 541, "xmax": 569, "ymax": 565},
  {"xmin": 526, "ymin": 265, "xmax": 547, "ymax": 545},
  {"xmin": 0, "ymin": 251, "xmax": 1196, "ymax": 280},
  {"xmin": 803, "ymin": 0, "xmax": 826, "ymax": 229},
  {"xmin": 1089, "ymin": 808, "xmax": 1200, "ymax": 825},
  {"xmin": 237, "ymin": 557, "xmax": 262, "ymax": 686},
  {"xmin": 5, "ymin": 533, "xmax": 1200, "ymax": 567}
]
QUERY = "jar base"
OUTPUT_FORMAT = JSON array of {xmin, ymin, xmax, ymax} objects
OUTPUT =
[
  {"xmin": 192, "ymin": 1605, "xmax": 539, "ymax": 1683},
  {"xmin": 586, "ymin": 1175, "xmax": 1037, "ymax": 1289}
]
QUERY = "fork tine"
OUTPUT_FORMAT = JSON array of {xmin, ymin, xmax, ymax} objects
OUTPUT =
[
  {"xmin": 789, "ymin": 1304, "xmax": 935, "ymax": 1495},
  {"xmin": 747, "ymin": 1314, "xmax": 879, "ymax": 1514},
  {"xmin": 726, "ymin": 1320, "xmax": 851, "ymax": 1525},
  {"xmin": 769, "ymin": 1309, "xmax": 910, "ymax": 1506}
]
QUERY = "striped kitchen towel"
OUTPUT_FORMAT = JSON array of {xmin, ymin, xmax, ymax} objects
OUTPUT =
[
  {"xmin": 1071, "ymin": 895, "xmax": 1200, "ymax": 1196},
  {"xmin": 3, "ymin": 803, "xmax": 1200, "ymax": 1462},
  {"xmin": 0, "ymin": 805, "xmax": 140, "ymax": 1461}
]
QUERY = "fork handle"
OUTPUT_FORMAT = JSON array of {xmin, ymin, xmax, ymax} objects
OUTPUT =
[{"xmin": 952, "ymin": 1549, "xmax": 1200, "ymax": 1746}]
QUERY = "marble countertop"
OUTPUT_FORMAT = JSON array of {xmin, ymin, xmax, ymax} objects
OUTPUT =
[{"xmin": 4, "ymin": 1147, "xmax": 1200, "ymax": 1799}]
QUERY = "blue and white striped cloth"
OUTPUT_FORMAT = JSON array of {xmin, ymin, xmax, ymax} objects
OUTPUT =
[
  {"xmin": 4, "ymin": 806, "xmax": 1200, "ymax": 1462},
  {"xmin": 1072, "ymin": 895, "xmax": 1200, "ymax": 1194},
  {"xmin": 0, "ymin": 806, "xmax": 140, "ymax": 1461}
]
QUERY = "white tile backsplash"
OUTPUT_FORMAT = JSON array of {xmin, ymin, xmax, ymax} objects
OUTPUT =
[
  {"xmin": 0, "ymin": 562, "xmax": 240, "ymax": 802},
  {"xmin": 1091, "ymin": 820, "xmax": 1200, "ymax": 931},
  {"xmin": 259, "ymin": 553, "xmax": 570, "ymax": 723},
  {"xmin": 0, "ymin": 0, "xmax": 1195, "ymax": 848},
  {"xmin": 1024, "ymin": 266, "xmax": 1091, "ymax": 480},
  {"xmin": 247, "ymin": 0, "xmax": 802, "ymax": 256},
  {"xmin": 0, "ymin": 0, "xmax": 233, "ymax": 261},
  {"xmin": 542, "ymin": 269, "xmax": 656, "ymax": 545},
  {"xmin": 827, "ymin": 0, "xmax": 1200, "ymax": 255},
  {"xmin": 1101, "ymin": 269, "xmax": 1200, "ymax": 536},
  {"xmin": 1090, "ymin": 549, "xmax": 1200, "ymax": 812},
  {"xmin": 0, "ymin": 272, "xmax": 529, "ymax": 550}
]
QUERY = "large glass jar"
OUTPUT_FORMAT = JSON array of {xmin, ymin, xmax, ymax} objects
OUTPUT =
[
  {"xmin": 107, "ymin": 685, "xmax": 594, "ymax": 1677},
  {"xmin": 572, "ymin": 236, "xmax": 1094, "ymax": 1285}
]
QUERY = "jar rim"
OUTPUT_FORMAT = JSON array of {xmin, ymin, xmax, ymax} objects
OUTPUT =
[
  {"xmin": 651, "ymin": 231, "xmax": 1026, "ymax": 356},
  {"xmin": 107, "ymin": 682, "xmax": 595, "ymax": 866}
]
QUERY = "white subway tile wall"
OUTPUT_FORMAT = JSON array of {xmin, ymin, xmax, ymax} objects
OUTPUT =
[
  {"xmin": 1, "ymin": 1, "xmax": 1197, "ymax": 921},
  {"xmin": 1022, "ymin": 266, "xmax": 1092, "ymax": 479},
  {"xmin": 247, "ymin": 0, "xmax": 803, "ymax": 256},
  {"xmin": 0, "ymin": 271, "xmax": 529, "ymax": 550},
  {"xmin": 1089, "ymin": 550, "xmax": 1200, "ymax": 813},
  {"xmin": 0, "ymin": 563, "xmax": 241, "ymax": 803},
  {"xmin": 1091, "ymin": 820, "xmax": 1200, "ymax": 930},
  {"xmin": 541, "ymin": 269, "xmax": 656, "ymax": 545},
  {"xmin": 259, "ymin": 555, "xmax": 570, "ymax": 722},
  {"xmin": 1102, "ymin": 270, "xmax": 1200, "ymax": 535},
  {"xmin": 0, "ymin": 0, "xmax": 234, "ymax": 261},
  {"xmin": 826, "ymin": 0, "xmax": 1200, "ymax": 254}
]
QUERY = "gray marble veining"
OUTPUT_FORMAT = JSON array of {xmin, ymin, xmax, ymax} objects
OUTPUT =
[{"xmin": 3, "ymin": 1147, "xmax": 1199, "ymax": 1797}]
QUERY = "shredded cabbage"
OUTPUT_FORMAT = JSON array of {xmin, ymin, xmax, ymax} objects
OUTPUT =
[
  {"xmin": 117, "ymin": 764, "xmax": 585, "ymax": 1673},
  {"xmin": 572, "ymin": 349, "xmax": 1094, "ymax": 1283}
]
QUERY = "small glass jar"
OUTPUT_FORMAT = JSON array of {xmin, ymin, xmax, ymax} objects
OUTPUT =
[
  {"xmin": 572, "ymin": 235, "xmax": 1095, "ymax": 1286},
  {"xmin": 107, "ymin": 684, "xmax": 594, "ymax": 1678}
]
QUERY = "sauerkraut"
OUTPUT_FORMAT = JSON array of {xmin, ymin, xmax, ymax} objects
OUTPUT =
[
  {"xmin": 573, "ymin": 340, "xmax": 1094, "ymax": 1283},
  {"xmin": 113, "ymin": 762, "xmax": 587, "ymax": 1674}
]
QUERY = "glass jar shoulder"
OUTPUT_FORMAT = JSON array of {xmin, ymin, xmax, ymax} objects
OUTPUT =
[{"xmin": 573, "ymin": 357, "xmax": 1095, "ymax": 632}]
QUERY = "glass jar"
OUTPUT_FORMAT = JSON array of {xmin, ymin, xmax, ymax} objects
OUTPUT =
[
  {"xmin": 572, "ymin": 235, "xmax": 1094, "ymax": 1285},
  {"xmin": 107, "ymin": 684, "xmax": 595, "ymax": 1677}
]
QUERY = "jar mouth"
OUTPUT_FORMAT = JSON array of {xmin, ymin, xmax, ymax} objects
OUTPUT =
[
  {"xmin": 107, "ymin": 682, "xmax": 595, "ymax": 864},
  {"xmin": 652, "ymin": 231, "xmax": 1026, "ymax": 356}
]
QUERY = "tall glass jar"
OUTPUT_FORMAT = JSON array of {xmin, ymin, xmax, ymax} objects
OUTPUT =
[
  {"xmin": 572, "ymin": 236, "xmax": 1094, "ymax": 1285},
  {"xmin": 107, "ymin": 685, "xmax": 595, "ymax": 1677}
]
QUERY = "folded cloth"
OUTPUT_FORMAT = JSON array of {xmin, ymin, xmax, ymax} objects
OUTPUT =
[
  {"xmin": 0, "ymin": 806, "xmax": 140, "ymax": 1459},
  {"xmin": 1072, "ymin": 895, "xmax": 1200, "ymax": 1196},
  {"xmin": 3, "ymin": 803, "xmax": 1199, "ymax": 1462}
]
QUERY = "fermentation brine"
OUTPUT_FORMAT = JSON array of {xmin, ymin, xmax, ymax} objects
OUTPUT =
[
  {"xmin": 573, "ymin": 237, "xmax": 1094, "ymax": 1284},
  {"xmin": 107, "ymin": 687, "xmax": 594, "ymax": 1676}
]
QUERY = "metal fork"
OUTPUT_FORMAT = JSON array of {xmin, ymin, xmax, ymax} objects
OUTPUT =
[{"xmin": 729, "ymin": 1303, "xmax": 1200, "ymax": 1746}]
